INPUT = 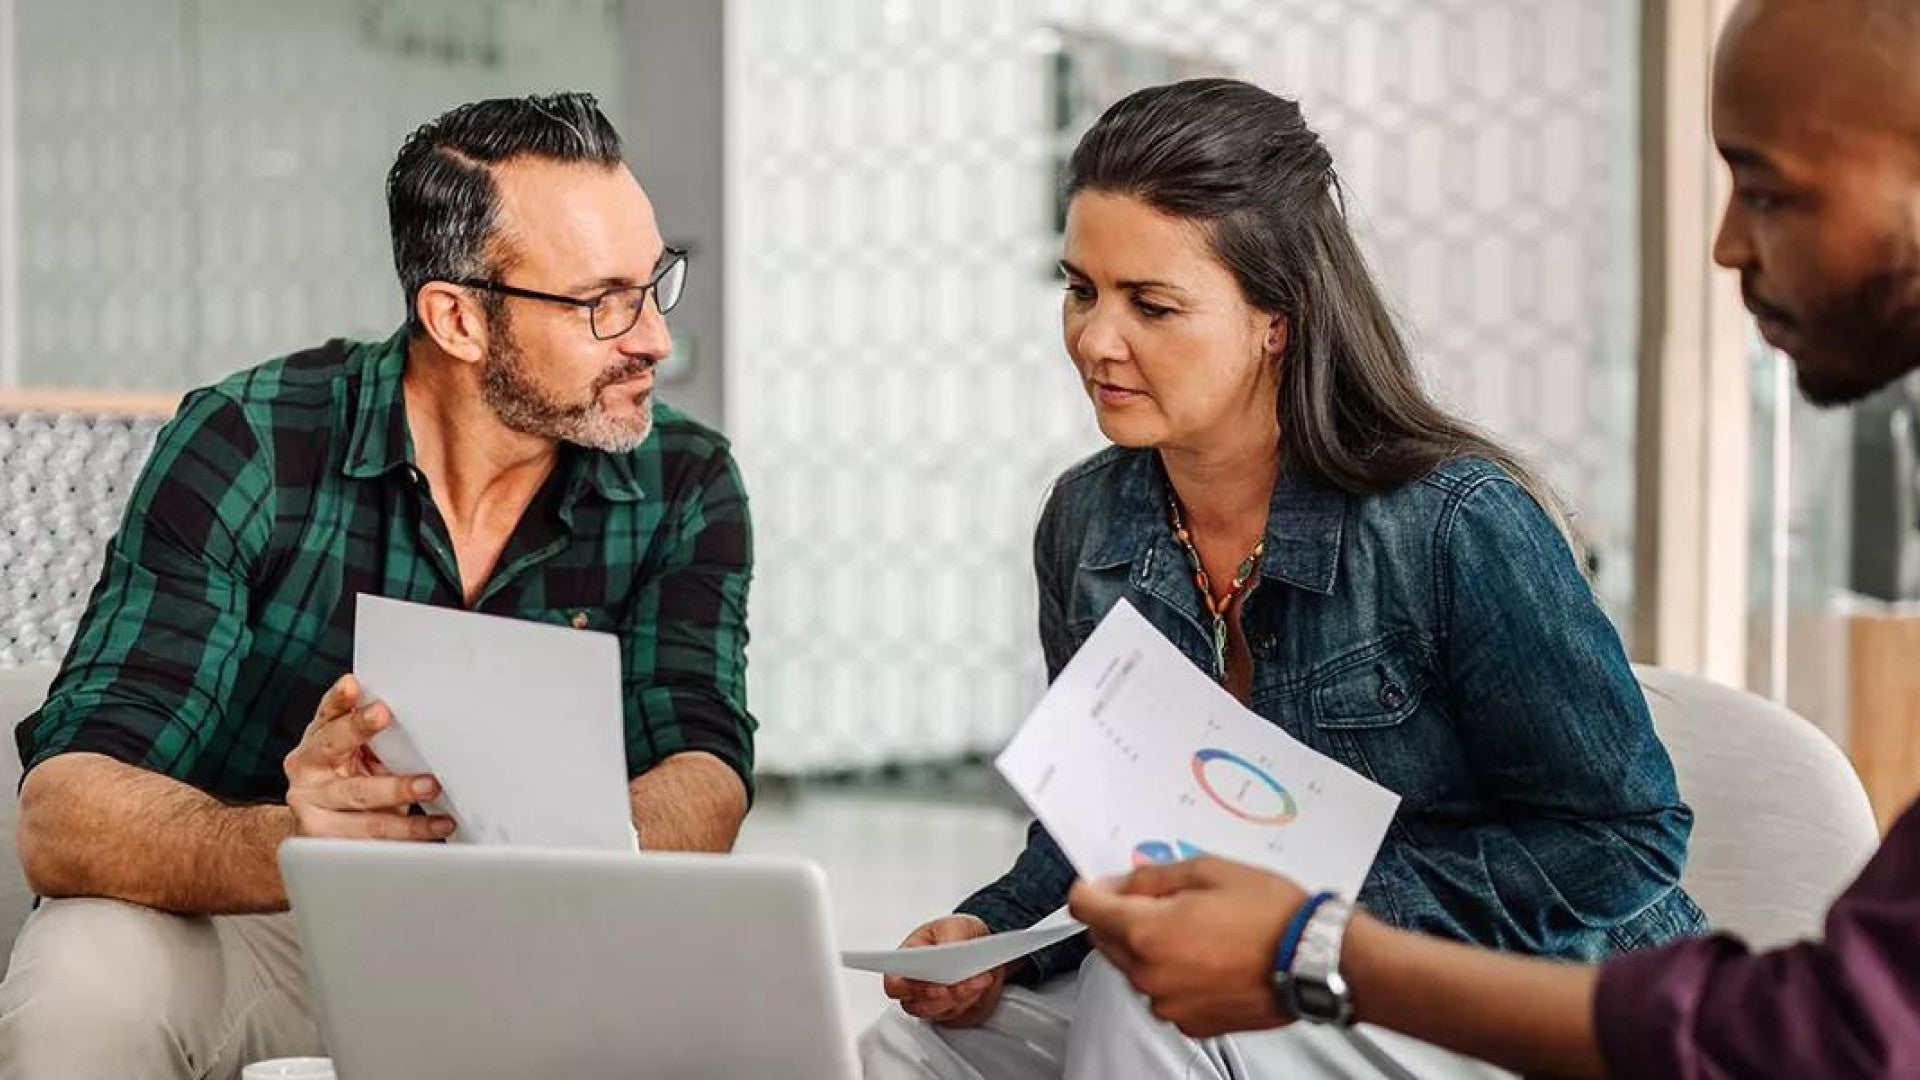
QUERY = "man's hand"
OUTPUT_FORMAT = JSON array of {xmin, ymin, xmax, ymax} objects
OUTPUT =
[
  {"xmin": 881, "ymin": 915, "xmax": 1012, "ymax": 1028},
  {"xmin": 283, "ymin": 674, "xmax": 454, "ymax": 841},
  {"xmin": 1068, "ymin": 856, "xmax": 1307, "ymax": 1038}
]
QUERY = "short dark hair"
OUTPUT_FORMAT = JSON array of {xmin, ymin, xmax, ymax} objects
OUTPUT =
[{"xmin": 386, "ymin": 92, "xmax": 623, "ymax": 333}]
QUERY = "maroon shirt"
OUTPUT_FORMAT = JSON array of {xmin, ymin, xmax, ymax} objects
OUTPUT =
[{"xmin": 1596, "ymin": 800, "xmax": 1920, "ymax": 1077}]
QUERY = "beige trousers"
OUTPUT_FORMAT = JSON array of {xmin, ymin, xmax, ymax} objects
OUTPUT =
[{"xmin": 0, "ymin": 898, "xmax": 322, "ymax": 1080}]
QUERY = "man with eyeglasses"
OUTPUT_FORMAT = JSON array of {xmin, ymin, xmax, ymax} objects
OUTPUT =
[{"xmin": 1, "ymin": 92, "xmax": 754, "ymax": 1078}]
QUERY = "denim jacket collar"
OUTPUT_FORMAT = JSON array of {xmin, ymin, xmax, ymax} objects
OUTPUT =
[{"xmin": 1078, "ymin": 448, "xmax": 1344, "ymax": 596}]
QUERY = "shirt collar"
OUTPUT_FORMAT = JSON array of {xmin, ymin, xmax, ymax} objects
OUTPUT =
[
  {"xmin": 341, "ymin": 328, "xmax": 413, "ymax": 480},
  {"xmin": 1081, "ymin": 448, "xmax": 1345, "ymax": 596},
  {"xmin": 570, "ymin": 442, "xmax": 647, "ymax": 503},
  {"xmin": 340, "ymin": 327, "xmax": 648, "ymax": 503}
]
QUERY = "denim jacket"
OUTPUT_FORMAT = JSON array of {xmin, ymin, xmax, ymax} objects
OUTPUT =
[{"xmin": 958, "ymin": 447, "xmax": 1706, "ymax": 984}]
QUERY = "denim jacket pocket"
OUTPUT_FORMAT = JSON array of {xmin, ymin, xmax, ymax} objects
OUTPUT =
[{"xmin": 1313, "ymin": 637, "xmax": 1427, "ymax": 729}]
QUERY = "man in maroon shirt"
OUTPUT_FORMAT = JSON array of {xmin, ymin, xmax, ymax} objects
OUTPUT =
[{"xmin": 1068, "ymin": 1, "xmax": 1920, "ymax": 1076}]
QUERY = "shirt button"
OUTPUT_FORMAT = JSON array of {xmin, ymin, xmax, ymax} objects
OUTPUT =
[
  {"xmin": 570, "ymin": 612, "xmax": 590, "ymax": 629},
  {"xmin": 1379, "ymin": 682, "xmax": 1407, "ymax": 710}
]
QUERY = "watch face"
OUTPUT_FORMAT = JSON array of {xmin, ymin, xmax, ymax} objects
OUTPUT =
[
  {"xmin": 1280, "ymin": 973, "xmax": 1353, "ymax": 1026},
  {"xmin": 1295, "ymin": 981, "xmax": 1340, "ymax": 1019}
]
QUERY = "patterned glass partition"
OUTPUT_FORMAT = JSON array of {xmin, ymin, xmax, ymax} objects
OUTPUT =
[{"xmin": 9, "ymin": 0, "xmax": 622, "ymax": 392}]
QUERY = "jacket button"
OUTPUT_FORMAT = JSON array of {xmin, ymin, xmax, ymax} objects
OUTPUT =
[{"xmin": 1379, "ymin": 682, "xmax": 1407, "ymax": 710}]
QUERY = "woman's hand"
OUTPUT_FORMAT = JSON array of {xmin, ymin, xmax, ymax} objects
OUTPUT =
[{"xmin": 882, "ymin": 914, "xmax": 1014, "ymax": 1028}]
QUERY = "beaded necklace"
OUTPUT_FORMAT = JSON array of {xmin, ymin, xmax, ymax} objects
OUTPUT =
[{"xmin": 1167, "ymin": 496, "xmax": 1265, "ymax": 680}]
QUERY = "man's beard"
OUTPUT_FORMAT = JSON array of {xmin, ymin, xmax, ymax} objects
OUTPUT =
[
  {"xmin": 480, "ymin": 310, "xmax": 655, "ymax": 452},
  {"xmin": 1789, "ymin": 244, "xmax": 1920, "ymax": 408}
]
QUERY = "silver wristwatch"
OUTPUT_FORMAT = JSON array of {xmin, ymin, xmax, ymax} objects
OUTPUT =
[{"xmin": 1273, "ymin": 896, "xmax": 1355, "ymax": 1026}]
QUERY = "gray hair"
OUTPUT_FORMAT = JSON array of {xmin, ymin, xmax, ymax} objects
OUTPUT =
[{"xmin": 386, "ymin": 92, "xmax": 623, "ymax": 333}]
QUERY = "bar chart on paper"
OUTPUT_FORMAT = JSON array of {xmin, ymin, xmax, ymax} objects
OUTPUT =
[{"xmin": 997, "ymin": 601, "xmax": 1400, "ymax": 898}]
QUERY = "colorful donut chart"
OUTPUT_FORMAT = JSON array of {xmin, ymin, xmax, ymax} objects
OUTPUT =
[{"xmin": 1191, "ymin": 748, "xmax": 1299, "ymax": 825}]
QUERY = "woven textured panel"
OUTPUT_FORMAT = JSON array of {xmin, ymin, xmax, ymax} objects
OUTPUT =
[
  {"xmin": 0, "ymin": 412, "xmax": 165, "ymax": 668},
  {"xmin": 729, "ymin": 0, "xmax": 1640, "ymax": 771}
]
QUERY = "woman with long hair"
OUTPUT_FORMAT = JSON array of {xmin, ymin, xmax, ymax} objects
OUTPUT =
[{"xmin": 862, "ymin": 78, "xmax": 1701, "ymax": 1079}]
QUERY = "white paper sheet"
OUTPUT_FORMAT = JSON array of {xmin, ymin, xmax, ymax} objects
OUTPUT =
[
  {"xmin": 841, "ymin": 908, "xmax": 1086, "ymax": 983},
  {"xmin": 995, "ymin": 600, "xmax": 1400, "ymax": 897},
  {"xmin": 354, "ymin": 594, "xmax": 638, "ymax": 853}
]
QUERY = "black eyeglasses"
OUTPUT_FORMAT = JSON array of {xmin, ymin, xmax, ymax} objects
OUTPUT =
[{"xmin": 449, "ymin": 247, "xmax": 687, "ymax": 341}]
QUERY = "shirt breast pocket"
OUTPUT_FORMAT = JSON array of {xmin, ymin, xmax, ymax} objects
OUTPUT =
[{"xmin": 537, "ymin": 606, "xmax": 618, "ymax": 634}]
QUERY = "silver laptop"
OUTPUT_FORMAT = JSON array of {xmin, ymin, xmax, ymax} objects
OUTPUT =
[{"xmin": 280, "ymin": 839, "xmax": 860, "ymax": 1080}]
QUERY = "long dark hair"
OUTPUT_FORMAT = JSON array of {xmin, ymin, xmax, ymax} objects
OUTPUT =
[{"xmin": 1068, "ymin": 78, "xmax": 1572, "ymax": 538}]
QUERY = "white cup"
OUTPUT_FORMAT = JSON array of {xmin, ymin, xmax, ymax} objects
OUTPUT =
[{"xmin": 241, "ymin": 1058, "xmax": 335, "ymax": 1080}]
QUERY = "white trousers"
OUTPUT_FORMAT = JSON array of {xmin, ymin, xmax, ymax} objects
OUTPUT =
[{"xmin": 860, "ymin": 953, "xmax": 1515, "ymax": 1080}]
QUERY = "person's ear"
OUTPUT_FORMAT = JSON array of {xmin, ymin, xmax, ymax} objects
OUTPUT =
[
  {"xmin": 415, "ymin": 283, "xmax": 489, "ymax": 366},
  {"xmin": 1264, "ymin": 314, "xmax": 1290, "ymax": 358}
]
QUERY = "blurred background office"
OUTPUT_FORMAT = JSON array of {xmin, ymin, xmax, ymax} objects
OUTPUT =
[{"xmin": 2, "ymin": 0, "xmax": 1915, "ymax": 1022}]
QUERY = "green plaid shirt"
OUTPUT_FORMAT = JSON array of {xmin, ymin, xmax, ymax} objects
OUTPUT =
[{"xmin": 18, "ymin": 330, "xmax": 755, "ymax": 803}]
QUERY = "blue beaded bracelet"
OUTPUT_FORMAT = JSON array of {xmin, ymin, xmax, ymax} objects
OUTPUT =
[{"xmin": 1273, "ymin": 890, "xmax": 1336, "ymax": 977}]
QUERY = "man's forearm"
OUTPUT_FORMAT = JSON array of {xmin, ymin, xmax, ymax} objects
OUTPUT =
[
  {"xmin": 18, "ymin": 752, "xmax": 296, "ymax": 914},
  {"xmin": 1343, "ymin": 915, "xmax": 1607, "ymax": 1079},
  {"xmin": 628, "ymin": 751, "xmax": 747, "ymax": 852}
]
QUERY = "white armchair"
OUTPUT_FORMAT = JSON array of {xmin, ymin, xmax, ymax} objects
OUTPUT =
[{"xmin": 1637, "ymin": 665, "xmax": 1880, "ymax": 950}]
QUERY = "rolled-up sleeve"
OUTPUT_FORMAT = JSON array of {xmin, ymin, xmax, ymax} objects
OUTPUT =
[
  {"xmin": 16, "ymin": 390, "xmax": 271, "ymax": 781},
  {"xmin": 619, "ymin": 443, "xmax": 757, "ymax": 798},
  {"xmin": 1595, "ymin": 803, "xmax": 1920, "ymax": 1078}
]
